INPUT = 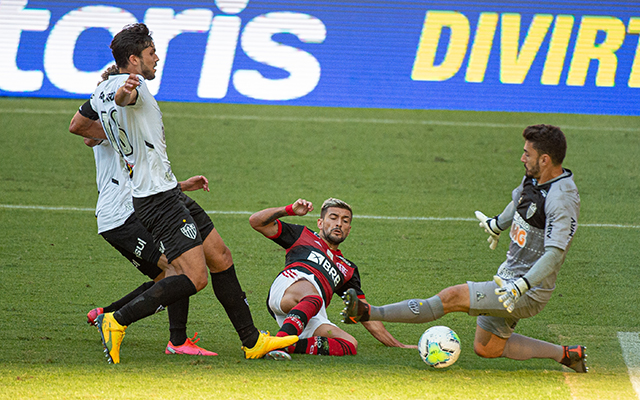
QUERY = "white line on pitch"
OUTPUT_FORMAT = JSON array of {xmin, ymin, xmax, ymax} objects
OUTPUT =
[
  {"xmin": 0, "ymin": 108, "xmax": 638, "ymax": 132},
  {"xmin": 618, "ymin": 332, "xmax": 640, "ymax": 399},
  {"xmin": 1, "ymin": 204, "xmax": 639, "ymax": 229}
]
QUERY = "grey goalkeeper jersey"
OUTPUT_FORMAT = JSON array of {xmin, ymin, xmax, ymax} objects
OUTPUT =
[{"xmin": 496, "ymin": 169, "xmax": 580, "ymax": 303}]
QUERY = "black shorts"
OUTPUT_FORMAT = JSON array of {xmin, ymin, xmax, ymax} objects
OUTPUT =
[
  {"xmin": 133, "ymin": 185, "xmax": 214, "ymax": 264},
  {"xmin": 100, "ymin": 213, "xmax": 163, "ymax": 280}
]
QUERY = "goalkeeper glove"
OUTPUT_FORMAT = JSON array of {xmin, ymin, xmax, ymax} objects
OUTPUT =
[
  {"xmin": 493, "ymin": 275, "xmax": 530, "ymax": 313},
  {"xmin": 475, "ymin": 211, "xmax": 503, "ymax": 250}
]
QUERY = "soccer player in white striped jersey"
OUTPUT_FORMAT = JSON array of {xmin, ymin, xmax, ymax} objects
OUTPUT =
[
  {"xmin": 70, "ymin": 105, "xmax": 217, "ymax": 356},
  {"xmin": 70, "ymin": 23, "xmax": 297, "ymax": 363}
]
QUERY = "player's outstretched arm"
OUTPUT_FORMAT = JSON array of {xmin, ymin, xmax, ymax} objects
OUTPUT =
[
  {"xmin": 361, "ymin": 320, "xmax": 418, "ymax": 349},
  {"xmin": 249, "ymin": 199, "xmax": 313, "ymax": 237},
  {"xmin": 475, "ymin": 210, "xmax": 503, "ymax": 250},
  {"xmin": 115, "ymin": 73, "xmax": 140, "ymax": 106},
  {"xmin": 475, "ymin": 201, "xmax": 515, "ymax": 250},
  {"xmin": 179, "ymin": 175, "xmax": 209, "ymax": 192}
]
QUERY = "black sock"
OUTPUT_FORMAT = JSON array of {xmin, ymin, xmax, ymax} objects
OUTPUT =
[
  {"xmin": 210, "ymin": 265, "xmax": 259, "ymax": 347},
  {"xmin": 114, "ymin": 274, "xmax": 197, "ymax": 326},
  {"xmin": 168, "ymin": 296, "xmax": 189, "ymax": 346},
  {"xmin": 103, "ymin": 281, "xmax": 155, "ymax": 313}
]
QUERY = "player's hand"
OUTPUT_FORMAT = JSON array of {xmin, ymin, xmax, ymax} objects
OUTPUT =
[
  {"xmin": 494, "ymin": 276, "xmax": 530, "ymax": 313},
  {"xmin": 475, "ymin": 211, "xmax": 502, "ymax": 250},
  {"xmin": 291, "ymin": 199, "xmax": 313, "ymax": 216},
  {"xmin": 115, "ymin": 73, "xmax": 141, "ymax": 106},
  {"xmin": 122, "ymin": 73, "xmax": 141, "ymax": 94},
  {"xmin": 180, "ymin": 175, "xmax": 209, "ymax": 192}
]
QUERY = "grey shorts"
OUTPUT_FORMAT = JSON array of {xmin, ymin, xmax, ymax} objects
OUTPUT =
[{"xmin": 467, "ymin": 280, "xmax": 547, "ymax": 339}]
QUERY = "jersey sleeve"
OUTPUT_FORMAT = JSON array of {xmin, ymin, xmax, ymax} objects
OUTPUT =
[
  {"xmin": 543, "ymin": 181, "xmax": 580, "ymax": 250},
  {"xmin": 335, "ymin": 260, "xmax": 365, "ymax": 299},
  {"xmin": 79, "ymin": 98, "xmax": 99, "ymax": 120},
  {"xmin": 510, "ymin": 176, "xmax": 526, "ymax": 204},
  {"xmin": 269, "ymin": 220, "xmax": 305, "ymax": 249}
]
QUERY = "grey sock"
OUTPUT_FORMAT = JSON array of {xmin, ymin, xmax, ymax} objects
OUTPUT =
[
  {"xmin": 501, "ymin": 333, "xmax": 563, "ymax": 361},
  {"xmin": 369, "ymin": 295, "xmax": 444, "ymax": 323}
]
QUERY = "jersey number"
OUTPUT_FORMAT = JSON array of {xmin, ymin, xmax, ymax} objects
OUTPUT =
[{"xmin": 101, "ymin": 109, "xmax": 133, "ymax": 157}]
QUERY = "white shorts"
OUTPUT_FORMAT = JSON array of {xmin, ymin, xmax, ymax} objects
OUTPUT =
[{"xmin": 267, "ymin": 269, "xmax": 336, "ymax": 339}]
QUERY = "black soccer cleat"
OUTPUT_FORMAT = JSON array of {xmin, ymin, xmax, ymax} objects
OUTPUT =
[
  {"xmin": 560, "ymin": 345, "xmax": 588, "ymax": 373},
  {"xmin": 340, "ymin": 288, "xmax": 370, "ymax": 324}
]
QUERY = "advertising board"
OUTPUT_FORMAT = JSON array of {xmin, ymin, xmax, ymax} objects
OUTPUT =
[{"xmin": 2, "ymin": 0, "xmax": 639, "ymax": 114}]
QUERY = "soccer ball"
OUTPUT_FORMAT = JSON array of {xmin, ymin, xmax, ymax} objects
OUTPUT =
[{"xmin": 418, "ymin": 326, "xmax": 461, "ymax": 368}]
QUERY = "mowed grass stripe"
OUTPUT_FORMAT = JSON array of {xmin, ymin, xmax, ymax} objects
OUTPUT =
[
  {"xmin": 2, "ymin": 204, "xmax": 639, "ymax": 229},
  {"xmin": 1, "ymin": 107, "xmax": 638, "ymax": 132}
]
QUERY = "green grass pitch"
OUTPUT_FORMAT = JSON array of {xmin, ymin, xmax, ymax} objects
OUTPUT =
[{"xmin": 0, "ymin": 97, "xmax": 639, "ymax": 399}]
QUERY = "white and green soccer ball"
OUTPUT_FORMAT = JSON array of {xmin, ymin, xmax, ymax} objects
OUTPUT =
[{"xmin": 418, "ymin": 326, "xmax": 461, "ymax": 368}]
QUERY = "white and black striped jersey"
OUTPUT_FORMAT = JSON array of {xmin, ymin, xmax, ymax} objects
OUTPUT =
[
  {"xmin": 89, "ymin": 73, "xmax": 177, "ymax": 198},
  {"xmin": 92, "ymin": 141, "xmax": 134, "ymax": 233}
]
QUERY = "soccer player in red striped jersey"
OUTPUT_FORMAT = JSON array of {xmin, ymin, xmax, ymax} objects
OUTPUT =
[{"xmin": 250, "ymin": 198, "xmax": 415, "ymax": 358}]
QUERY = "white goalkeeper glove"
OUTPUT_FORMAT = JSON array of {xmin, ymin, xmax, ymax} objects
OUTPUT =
[
  {"xmin": 475, "ymin": 211, "xmax": 503, "ymax": 250},
  {"xmin": 493, "ymin": 276, "xmax": 530, "ymax": 313}
]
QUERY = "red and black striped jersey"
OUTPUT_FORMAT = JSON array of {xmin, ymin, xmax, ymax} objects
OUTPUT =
[{"xmin": 268, "ymin": 220, "xmax": 365, "ymax": 306}]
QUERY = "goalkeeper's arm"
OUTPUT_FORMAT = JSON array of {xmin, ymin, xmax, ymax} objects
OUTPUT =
[
  {"xmin": 523, "ymin": 246, "xmax": 566, "ymax": 288},
  {"xmin": 476, "ymin": 201, "xmax": 516, "ymax": 250},
  {"xmin": 496, "ymin": 201, "xmax": 516, "ymax": 229},
  {"xmin": 495, "ymin": 246, "xmax": 566, "ymax": 312}
]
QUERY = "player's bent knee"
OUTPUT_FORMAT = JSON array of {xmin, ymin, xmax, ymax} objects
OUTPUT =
[
  {"xmin": 473, "ymin": 341, "xmax": 502, "ymax": 359},
  {"xmin": 205, "ymin": 245, "xmax": 234, "ymax": 273},
  {"xmin": 187, "ymin": 269, "xmax": 209, "ymax": 291}
]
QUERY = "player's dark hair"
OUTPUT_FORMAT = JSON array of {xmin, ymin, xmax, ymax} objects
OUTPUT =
[
  {"xmin": 320, "ymin": 198, "xmax": 352, "ymax": 219},
  {"xmin": 110, "ymin": 23, "xmax": 154, "ymax": 70},
  {"xmin": 98, "ymin": 64, "xmax": 119, "ymax": 85},
  {"xmin": 522, "ymin": 124, "xmax": 566, "ymax": 165}
]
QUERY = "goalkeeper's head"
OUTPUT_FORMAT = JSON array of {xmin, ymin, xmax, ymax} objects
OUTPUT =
[{"xmin": 522, "ymin": 124, "xmax": 566, "ymax": 166}]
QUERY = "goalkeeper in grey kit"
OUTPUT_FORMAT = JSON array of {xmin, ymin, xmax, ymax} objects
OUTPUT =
[{"xmin": 342, "ymin": 124, "xmax": 587, "ymax": 372}]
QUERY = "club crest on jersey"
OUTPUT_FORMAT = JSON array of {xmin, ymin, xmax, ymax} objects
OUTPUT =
[
  {"xmin": 181, "ymin": 222, "xmax": 198, "ymax": 240},
  {"xmin": 526, "ymin": 203, "xmax": 537, "ymax": 219}
]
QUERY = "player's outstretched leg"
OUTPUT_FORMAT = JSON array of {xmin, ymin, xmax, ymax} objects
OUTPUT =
[
  {"xmin": 560, "ymin": 345, "xmax": 588, "ymax": 373},
  {"xmin": 95, "ymin": 313, "xmax": 127, "ymax": 364},
  {"xmin": 242, "ymin": 331, "xmax": 298, "ymax": 359},
  {"xmin": 340, "ymin": 288, "xmax": 370, "ymax": 324},
  {"xmin": 165, "ymin": 332, "xmax": 217, "ymax": 356}
]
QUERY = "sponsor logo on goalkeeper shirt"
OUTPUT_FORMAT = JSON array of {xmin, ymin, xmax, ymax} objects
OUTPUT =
[{"xmin": 510, "ymin": 213, "xmax": 530, "ymax": 248}]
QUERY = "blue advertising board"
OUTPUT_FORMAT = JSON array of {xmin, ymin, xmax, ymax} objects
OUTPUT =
[{"xmin": 1, "ymin": 0, "xmax": 639, "ymax": 115}]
